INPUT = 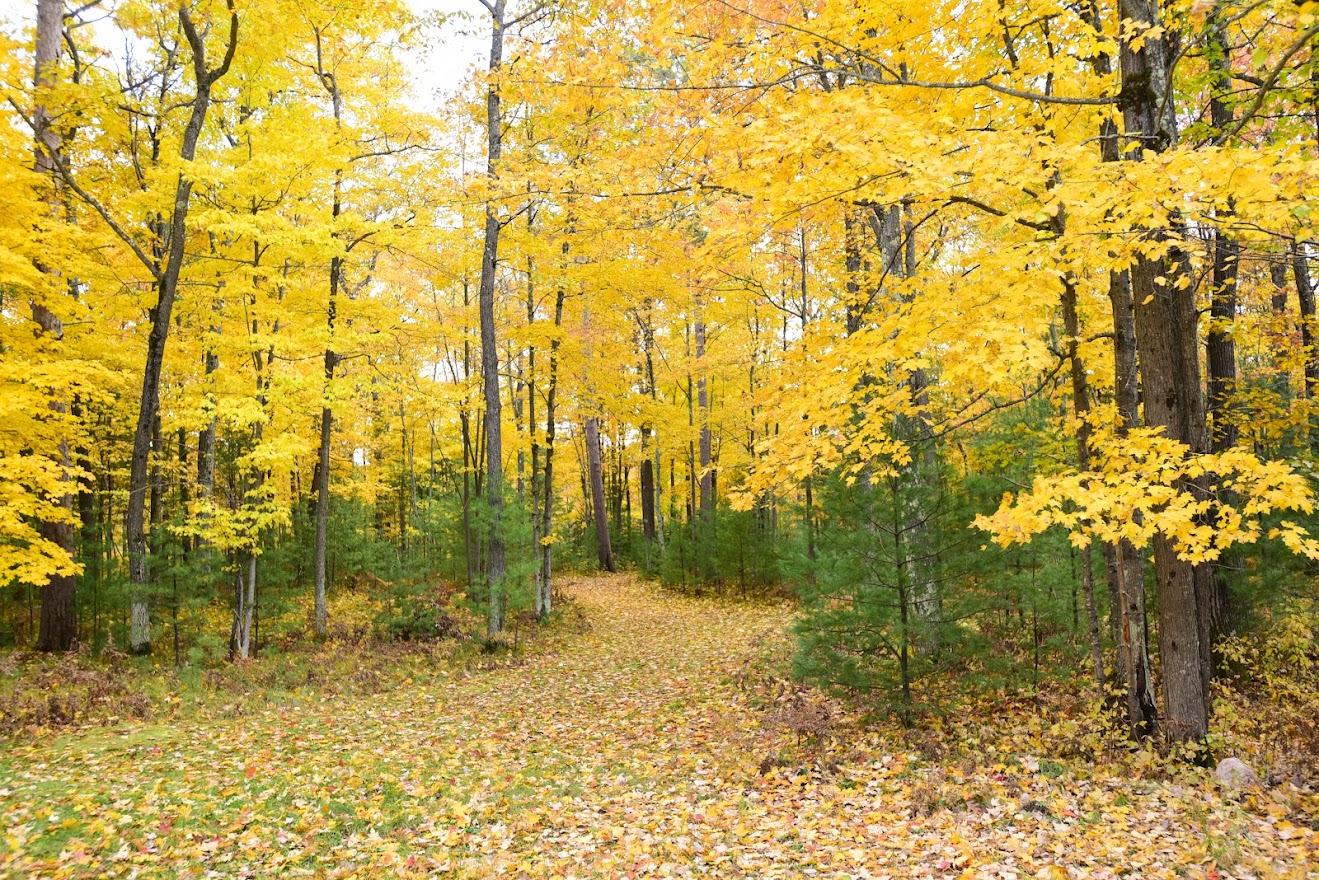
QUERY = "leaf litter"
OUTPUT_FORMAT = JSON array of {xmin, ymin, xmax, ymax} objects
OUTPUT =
[{"xmin": 0, "ymin": 574, "xmax": 1314, "ymax": 878}]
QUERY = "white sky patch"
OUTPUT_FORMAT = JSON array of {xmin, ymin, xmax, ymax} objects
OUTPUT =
[{"xmin": 0, "ymin": 0, "xmax": 486, "ymax": 104}]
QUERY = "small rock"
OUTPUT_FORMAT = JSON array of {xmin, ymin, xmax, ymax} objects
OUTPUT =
[{"xmin": 1214, "ymin": 757, "xmax": 1259, "ymax": 788}]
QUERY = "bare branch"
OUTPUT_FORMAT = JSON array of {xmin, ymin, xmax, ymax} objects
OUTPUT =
[
  {"xmin": 1214, "ymin": 21, "xmax": 1319, "ymax": 144},
  {"xmin": 5, "ymin": 95, "xmax": 159, "ymax": 277}
]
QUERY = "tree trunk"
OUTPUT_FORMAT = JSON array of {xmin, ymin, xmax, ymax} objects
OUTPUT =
[
  {"xmin": 1201, "ymin": 4, "xmax": 1243, "ymax": 640},
  {"xmin": 526, "ymin": 262, "xmax": 543, "ymax": 613},
  {"xmin": 1118, "ymin": 0, "xmax": 1211, "ymax": 743},
  {"xmin": 313, "ymin": 265, "xmax": 337, "ymax": 638},
  {"xmin": 479, "ymin": 0, "xmax": 509, "ymax": 639},
  {"xmin": 196, "ymin": 348, "xmax": 218, "ymax": 574},
  {"xmin": 312, "ymin": 38, "xmax": 347, "ymax": 641},
  {"xmin": 30, "ymin": 0, "xmax": 77, "ymax": 652},
  {"xmin": 695, "ymin": 314, "xmax": 713, "ymax": 517},
  {"xmin": 1081, "ymin": 0, "xmax": 1156, "ymax": 733},
  {"xmin": 1061, "ymin": 275, "xmax": 1105, "ymax": 692},
  {"xmin": 231, "ymin": 552, "xmax": 256, "ymax": 661},
  {"xmin": 1270, "ymin": 258, "xmax": 1291, "ymax": 403},
  {"xmin": 1205, "ymin": 8, "xmax": 1239, "ymax": 456},
  {"xmin": 643, "ymin": 315, "xmax": 665, "ymax": 549},
  {"xmin": 1107, "ymin": 270, "xmax": 1159, "ymax": 734},
  {"xmin": 122, "ymin": 4, "xmax": 238, "ymax": 655},
  {"xmin": 1294, "ymin": 243, "xmax": 1318, "ymax": 405},
  {"xmin": 538, "ymin": 288, "xmax": 566, "ymax": 616},
  {"xmin": 640, "ymin": 427, "xmax": 656, "ymax": 541},
  {"xmin": 586, "ymin": 416, "xmax": 615, "ymax": 571}
]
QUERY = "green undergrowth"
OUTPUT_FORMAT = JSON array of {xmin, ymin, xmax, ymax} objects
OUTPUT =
[{"xmin": 0, "ymin": 590, "xmax": 590, "ymax": 740}]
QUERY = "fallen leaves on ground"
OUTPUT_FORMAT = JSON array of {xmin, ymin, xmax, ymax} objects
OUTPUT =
[{"xmin": 0, "ymin": 574, "xmax": 1314, "ymax": 878}]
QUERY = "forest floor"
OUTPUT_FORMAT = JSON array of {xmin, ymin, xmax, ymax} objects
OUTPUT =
[{"xmin": 0, "ymin": 573, "xmax": 1315, "ymax": 879}]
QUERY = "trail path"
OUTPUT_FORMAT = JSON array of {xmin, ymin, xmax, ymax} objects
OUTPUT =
[{"xmin": 1, "ymin": 574, "xmax": 1313, "ymax": 878}]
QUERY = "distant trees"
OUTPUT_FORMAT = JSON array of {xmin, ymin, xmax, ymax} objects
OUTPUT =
[{"xmin": 3, "ymin": 0, "xmax": 1319, "ymax": 750}]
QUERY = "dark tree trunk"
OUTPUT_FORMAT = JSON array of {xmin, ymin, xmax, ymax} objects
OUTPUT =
[
  {"xmin": 1118, "ymin": 0, "xmax": 1211, "ymax": 743},
  {"xmin": 1268, "ymin": 257, "xmax": 1291, "ymax": 403},
  {"xmin": 1202, "ymin": 7, "xmax": 1241, "ymax": 638},
  {"xmin": 477, "ymin": 0, "xmax": 509, "ymax": 638},
  {"xmin": 1294, "ymin": 244, "xmax": 1318, "ymax": 405},
  {"xmin": 1205, "ymin": 9, "xmax": 1239, "ymax": 455},
  {"xmin": 311, "ymin": 37, "xmax": 347, "ymax": 641},
  {"xmin": 1109, "ymin": 270, "xmax": 1158, "ymax": 735},
  {"xmin": 586, "ymin": 416, "xmax": 615, "ymax": 571},
  {"xmin": 642, "ymin": 312, "xmax": 664, "ymax": 548},
  {"xmin": 538, "ymin": 288, "xmax": 566, "ymax": 616},
  {"xmin": 640, "ymin": 429, "xmax": 656, "ymax": 541},
  {"xmin": 695, "ymin": 312, "xmax": 713, "ymax": 518},
  {"xmin": 1061, "ymin": 274, "xmax": 1105, "ymax": 692},
  {"xmin": 123, "ymin": 4, "xmax": 238, "ymax": 654},
  {"xmin": 30, "ymin": 0, "xmax": 77, "ymax": 652}
]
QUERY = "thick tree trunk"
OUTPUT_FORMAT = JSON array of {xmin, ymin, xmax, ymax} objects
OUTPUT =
[
  {"xmin": 1079, "ymin": 0, "xmax": 1156, "ymax": 733},
  {"xmin": 1205, "ymin": 10, "xmax": 1239, "ymax": 456},
  {"xmin": 1201, "ymin": 5, "xmax": 1242, "ymax": 639},
  {"xmin": 35, "ymin": 414, "xmax": 76, "ymax": 652},
  {"xmin": 1118, "ymin": 0, "xmax": 1211, "ymax": 743},
  {"xmin": 30, "ymin": 0, "xmax": 77, "ymax": 652}
]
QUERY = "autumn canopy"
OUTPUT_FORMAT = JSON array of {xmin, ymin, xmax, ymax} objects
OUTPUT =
[{"xmin": 3, "ymin": 0, "xmax": 1319, "ymax": 758}]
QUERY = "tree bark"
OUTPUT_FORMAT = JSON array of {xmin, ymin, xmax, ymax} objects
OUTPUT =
[
  {"xmin": 1203, "ymin": 6, "xmax": 1241, "ymax": 638},
  {"xmin": 639, "ymin": 427, "xmax": 656, "ymax": 541},
  {"xmin": 1118, "ymin": 0, "xmax": 1211, "ymax": 743},
  {"xmin": 1205, "ymin": 7, "xmax": 1239, "ymax": 456},
  {"xmin": 1061, "ymin": 275, "xmax": 1105, "ymax": 693},
  {"xmin": 123, "ymin": 3, "xmax": 239, "ymax": 655},
  {"xmin": 479, "ymin": 0, "xmax": 509, "ymax": 638},
  {"xmin": 695, "ymin": 312, "xmax": 714, "ymax": 517},
  {"xmin": 1107, "ymin": 270, "xmax": 1159, "ymax": 734},
  {"xmin": 31, "ymin": 0, "xmax": 77, "ymax": 652},
  {"xmin": 526, "ymin": 258, "xmax": 543, "ymax": 614},
  {"xmin": 1078, "ymin": 0, "xmax": 1156, "ymax": 733},
  {"xmin": 586, "ymin": 416, "xmax": 615, "ymax": 571},
  {"xmin": 312, "ymin": 30, "xmax": 345, "ymax": 641},
  {"xmin": 1294, "ymin": 243, "xmax": 1318, "ymax": 404},
  {"xmin": 312, "ymin": 239, "xmax": 339, "ymax": 638},
  {"xmin": 538, "ymin": 288, "xmax": 566, "ymax": 616}
]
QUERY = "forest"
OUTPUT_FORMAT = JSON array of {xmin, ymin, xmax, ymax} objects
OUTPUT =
[{"xmin": 0, "ymin": 0, "xmax": 1317, "ymax": 876}]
